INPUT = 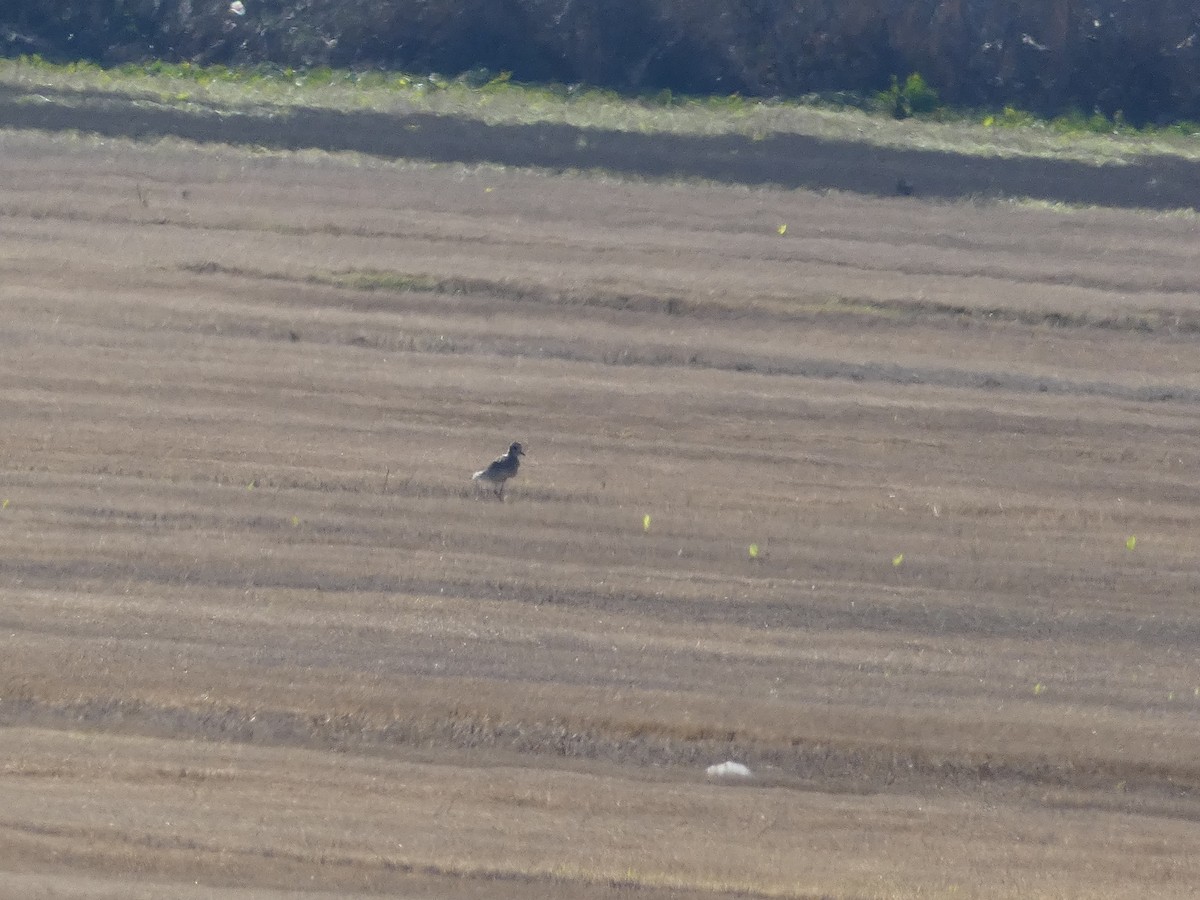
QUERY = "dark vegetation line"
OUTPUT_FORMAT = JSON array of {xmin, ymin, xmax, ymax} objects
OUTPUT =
[
  {"xmin": 171, "ymin": 263, "xmax": 1200, "ymax": 405},
  {"xmin": 24, "ymin": 248, "xmax": 1190, "ymax": 402},
  {"xmin": 4, "ymin": 81, "xmax": 1200, "ymax": 211},
  {"xmin": 4, "ymin": 0, "xmax": 1200, "ymax": 124}
]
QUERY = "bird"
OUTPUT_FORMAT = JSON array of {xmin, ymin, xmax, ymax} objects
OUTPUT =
[{"xmin": 471, "ymin": 441, "xmax": 525, "ymax": 499}]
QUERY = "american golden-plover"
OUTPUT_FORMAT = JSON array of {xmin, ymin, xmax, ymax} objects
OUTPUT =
[{"xmin": 472, "ymin": 441, "xmax": 525, "ymax": 499}]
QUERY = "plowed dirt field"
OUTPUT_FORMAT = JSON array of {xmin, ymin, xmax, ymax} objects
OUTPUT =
[{"xmin": 2, "ymin": 119, "xmax": 1200, "ymax": 898}]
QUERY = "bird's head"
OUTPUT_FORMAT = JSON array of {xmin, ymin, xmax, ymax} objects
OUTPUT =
[{"xmin": 509, "ymin": 441, "xmax": 525, "ymax": 457}]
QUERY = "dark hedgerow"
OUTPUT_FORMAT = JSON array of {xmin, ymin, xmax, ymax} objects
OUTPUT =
[{"xmin": 1, "ymin": 0, "xmax": 1199, "ymax": 123}]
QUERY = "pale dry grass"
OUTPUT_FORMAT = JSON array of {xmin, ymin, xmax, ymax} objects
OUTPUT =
[{"xmin": 1, "ymin": 130, "xmax": 1200, "ymax": 897}]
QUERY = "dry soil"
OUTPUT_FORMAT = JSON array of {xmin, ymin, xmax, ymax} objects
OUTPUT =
[{"xmin": 1, "ymin": 118, "xmax": 1199, "ymax": 898}]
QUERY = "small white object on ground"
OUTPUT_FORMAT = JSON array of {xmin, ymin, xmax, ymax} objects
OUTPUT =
[
  {"xmin": 229, "ymin": 1, "xmax": 246, "ymax": 15},
  {"xmin": 705, "ymin": 760, "xmax": 752, "ymax": 778}
]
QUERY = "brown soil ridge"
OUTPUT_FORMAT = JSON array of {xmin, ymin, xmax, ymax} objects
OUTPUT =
[{"xmin": 3, "ymin": 693, "xmax": 1198, "ymax": 810}]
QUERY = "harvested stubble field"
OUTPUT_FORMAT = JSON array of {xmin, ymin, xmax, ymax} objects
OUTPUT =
[{"xmin": 2, "ymin": 113, "xmax": 1200, "ymax": 899}]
